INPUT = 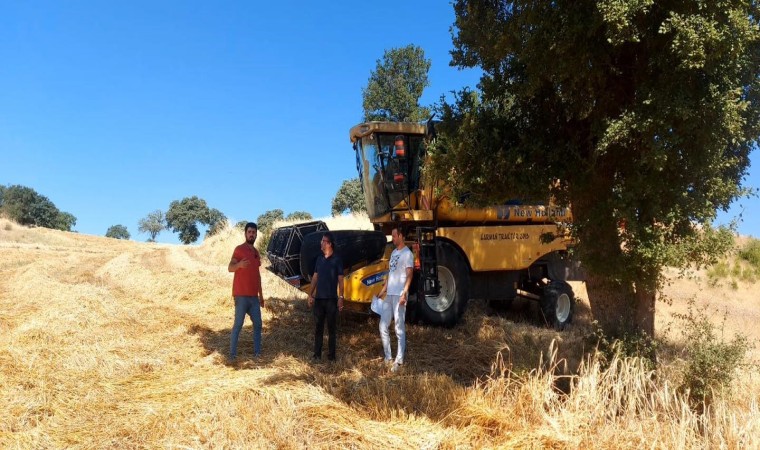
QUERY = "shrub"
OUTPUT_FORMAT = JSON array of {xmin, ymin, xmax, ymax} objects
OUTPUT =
[
  {"xmin": 706, "ymin": 261, "xmax": 729, "ymax": 286},
  {"xmin": 584, "ymin": 319, "xmax": 659, "ymax": 367},
  {"xmin": 673, "ymin": 300, "xmax": 752, "ymax": 411},
  {"xmin": 738, "ymin": 238, "xmax": 760, "ymax": 269},
  {"xmin": 256, "ymin": 231, "xmax": 272, "ymax": 256}
]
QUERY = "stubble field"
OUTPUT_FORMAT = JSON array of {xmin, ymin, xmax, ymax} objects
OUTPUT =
[{"xmin": 1, "ymin": 216, "xmax": 758, "ymax": 449}]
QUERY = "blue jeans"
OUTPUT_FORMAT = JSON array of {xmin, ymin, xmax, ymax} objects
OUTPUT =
[
  {"xmin": 379, "ymin": 295, "xmax": 406, "ymax": 364},
  {"xmin": 230, "ymin": 296, "xmax": 262, "ymax": 358}
]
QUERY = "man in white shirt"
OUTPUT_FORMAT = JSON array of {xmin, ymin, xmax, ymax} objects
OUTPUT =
[{"xmin": 377, "ymin": 225, "xmax": 414, "ymax": 373}]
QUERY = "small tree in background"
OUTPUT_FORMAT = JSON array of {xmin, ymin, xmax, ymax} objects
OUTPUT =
[
  {"xmin": 331, "ymin": 178, "xmax": 366, "ymax": 215},
  {"xmin": 0, "ymin": 184, "xmax": 77, "ymax": 231},
  {"xmin": 286, "ymin": 211, "xmax": 313, "ymax": 221},
  {"xmin": 362, "ymin": 44, "xmax": 432, "ymax": 122},
  {"xmin": 256, "ymin": 209, "xmax": 284, "ymax": 233},
  {"xmin": 105, "ymin": 224, "xmax": 130, "ymax": 240},
  {"xmin": 165, "ymin": 196, "xmax": 226, "ymax": 244},
  {"xmin": 255, "ymin": 209, "xmax": 286, "ymax": 254},
  {"xmin": 138, "ymin": 210, "xmax": 166, "ymax": 242}
]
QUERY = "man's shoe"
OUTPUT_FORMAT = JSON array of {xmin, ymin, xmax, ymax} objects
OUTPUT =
[{"xmin": 391, "ymin": 362, "xmax": 401, "ymax": 373}]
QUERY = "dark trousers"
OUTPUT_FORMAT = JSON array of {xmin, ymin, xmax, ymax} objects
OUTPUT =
[{"xmin": 313, "ymin": 297, "xmax": 338, "ymax": 360}]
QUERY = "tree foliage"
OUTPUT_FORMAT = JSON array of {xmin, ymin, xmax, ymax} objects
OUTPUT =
[
  {"xmin": 138, "ymin": 210, "xmax": 166, "ymax": 242},
  {"xmin": 286, "ymin": 211, "xmax": 313, "ymax": 221},
  {"xmin": 256, "ymin": 209, "xmax": 284, "ymax": 233},
  {"xmin": 0, "ymin": 184, "xmax": 77, "ymax": 231},
  {"xmin": 331, "ymin": 178, "xmax": 366, "ymax": 215},
  {"xmin": 205, "ymin": 208, "xmax": 227, "ymax": 237},
  {"xmin": 433, "ymin": 0, "xmax": 760, "ymax": 335},
  {"xmin": 105, "ymin": 224, "xmax": 130, "ymax": 240},
  {"xmin": 165, "ymin": 196, "xmax": 226, "ymax": 244},
  {"xmin": 362, "ymin": 44, "xmax": 432, "ymax": 122}
]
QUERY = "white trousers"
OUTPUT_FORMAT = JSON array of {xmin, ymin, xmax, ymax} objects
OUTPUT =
[{"xmin": 379, "ymin": 294, "xmax": 406, "ymax": 364}]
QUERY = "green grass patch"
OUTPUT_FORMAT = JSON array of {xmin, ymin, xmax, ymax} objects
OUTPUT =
[{"xmin": 707, "ymin": 238, "xmax": 760, "ymax": 286}]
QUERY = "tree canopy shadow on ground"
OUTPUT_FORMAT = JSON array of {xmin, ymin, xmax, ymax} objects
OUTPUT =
[{"xmin": 189, "ymin": 294, "xmax": 596, "ymax": 421}]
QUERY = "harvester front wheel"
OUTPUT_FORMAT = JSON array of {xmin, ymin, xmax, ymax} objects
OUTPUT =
[
  {"xmin": 418, "ymin": 241, "xmax": 470, "ymax": 327},
  {"xmin": 540, "ymin": 281, "xmax": 575, "ymax": 330}
]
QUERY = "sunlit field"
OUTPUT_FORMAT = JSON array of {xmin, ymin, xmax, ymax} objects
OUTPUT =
[{"xmin": 1, "ymin": 216, "xmax": 758, "ymax": 449}]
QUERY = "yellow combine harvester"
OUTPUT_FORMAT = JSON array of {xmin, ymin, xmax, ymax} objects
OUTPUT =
[{"xmin": 267, "ymin": 121, "xmax": 579, "ymax": 328}]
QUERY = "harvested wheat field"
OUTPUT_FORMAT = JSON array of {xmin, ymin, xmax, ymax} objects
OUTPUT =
[{"xmin": 1, "ymin": 216, "xmax": 759, "ymax": 449}]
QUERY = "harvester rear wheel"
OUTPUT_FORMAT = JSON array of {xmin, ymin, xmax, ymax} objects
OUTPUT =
[
  {"xmin": 417, "ymin": 240, "xmax": 470, "ymax": 327},
  {"xmin": 540, "ymin": 280, "xmax": 575, "ymax": 330}
]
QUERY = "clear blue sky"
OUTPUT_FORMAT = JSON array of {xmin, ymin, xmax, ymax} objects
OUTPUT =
[{"xmin": 1, "ymin": 1, "xmax": 757, "ymax": 243}]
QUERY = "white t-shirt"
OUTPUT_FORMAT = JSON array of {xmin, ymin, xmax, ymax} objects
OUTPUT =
[{"xmin": 387, "ymin": 246, "xmax": 414, "ymax": 296}]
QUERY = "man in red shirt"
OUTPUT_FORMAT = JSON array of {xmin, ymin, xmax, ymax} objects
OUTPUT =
[{"xmin": 227, "ymin": 222, "xmax": 264, "ymax": 361}]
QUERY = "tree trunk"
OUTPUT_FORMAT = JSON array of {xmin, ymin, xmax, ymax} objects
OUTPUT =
[
  {"xmin": 585, "ymin": 273, "xmax": 656, "ymax": 339},
  {"xmin": 570, "ymin": 163, "xmax": 657, "ymax": 340},
  {"xmin": 634, "ymin": 285, "xmax": 655, "ymax": 338}
]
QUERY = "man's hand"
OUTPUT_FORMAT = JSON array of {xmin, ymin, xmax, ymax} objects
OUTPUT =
[
  {"xmin": 307, "ymin": 295, "xmax": 314, "ymax": 308},
  {"xmin": 338, "ymin": 297, "xmax": 344, "ymax": 311},
  {"xmin": 400, "ymin": 291, "xmax": 408, "ymax": 306},
  {"xmin": 238, "ymin": 259, "xmax": 250, "ymax": 269},
  {"xmin": 259, "ymin": 297, "xmax": 265, "ymax": 309}
]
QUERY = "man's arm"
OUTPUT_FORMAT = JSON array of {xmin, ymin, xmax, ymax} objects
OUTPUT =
[
  {"xmin": 228, "ymin": 251, "xmax": 249, "ymax": 272},
  {"xmin": 337, "ymin": 275, "xmax": 345, "ymax": 311},
  {"xmin": 378, "ymin": 262, "xmax": 389, "ymax": 299},
  {"xmin": 400, "ymin": 267, "xmax": 413, "ymax": 305},
  {"xmin": 307, "ymin": 273, "xmax": 318, "ymax": 307}
]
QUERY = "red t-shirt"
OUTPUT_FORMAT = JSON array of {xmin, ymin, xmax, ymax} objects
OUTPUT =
[{"xmin": 232, "ymin": 243, "xmax": 262, "ymax": 297}]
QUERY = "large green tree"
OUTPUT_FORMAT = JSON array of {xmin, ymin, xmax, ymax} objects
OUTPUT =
[
  {"xmin": 331, "ymin": 178, "xmax": 366, "ymax": 215},
  {"xmin": 432, "ymin": 1, "xmax": 760, "ymax": 337},
  {"xmin": 138, "ymin": 210, "xmax": 166, "ymax": 242},
  {"xmin": 0, "ymin": 184, "xmax": 77, "ymax": 231},
  {"xmin": 362, "ymin": 44, "xmax": 432, "ymax": 122},
  {"xmin": 165, "ymin": 196, "xmax": 226, "ymax": 244}
]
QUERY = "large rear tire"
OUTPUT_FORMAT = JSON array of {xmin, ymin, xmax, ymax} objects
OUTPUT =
[
  {"xmin": 417, "ymin": 240, "xmax": 470, "ymax": 327},
  {"xmin": 540, "ymin": 280, "xmax": 575, "ymax": 330}
]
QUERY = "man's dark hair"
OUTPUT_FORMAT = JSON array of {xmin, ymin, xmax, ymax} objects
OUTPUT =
[
  {"xmin": 392, "ymin": 224, "xmax": 405, "ymax": 237},
  {"xmin": 322, "ymin": 231, "xmax": 334, "ymax": 246},
  {"xmin": 245, "ymin": 222, "xmax": 258, "ymax": 232}
]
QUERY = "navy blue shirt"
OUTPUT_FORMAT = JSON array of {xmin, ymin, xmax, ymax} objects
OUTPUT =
[{"xmin": 313, "ymin": 253, "xmax": 343, "ymax": 299}]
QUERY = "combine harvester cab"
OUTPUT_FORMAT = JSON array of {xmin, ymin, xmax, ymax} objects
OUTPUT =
[{"xmin": 268, "ymin": 121, "xmax": 582, "ymax": 329}]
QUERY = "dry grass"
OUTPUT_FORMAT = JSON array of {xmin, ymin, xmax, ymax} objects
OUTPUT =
[{"xmin": 1, "ymin": 217, "xmax": 758, "ymax": 449}]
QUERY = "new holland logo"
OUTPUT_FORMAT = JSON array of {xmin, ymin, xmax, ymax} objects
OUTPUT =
[{"xmin": 362, "ymin": 271, "xmax": 387, "ymax": 286}]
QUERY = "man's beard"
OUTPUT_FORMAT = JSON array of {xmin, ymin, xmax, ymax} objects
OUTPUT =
[{"xmin": 246, "ymin": 238, "xmax": 255, "ymax": 245}]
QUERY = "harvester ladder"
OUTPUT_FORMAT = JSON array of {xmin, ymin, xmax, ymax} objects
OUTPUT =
[{"xmin": 417, "ymin": 227, "xmax": 440, "ymax": 296}]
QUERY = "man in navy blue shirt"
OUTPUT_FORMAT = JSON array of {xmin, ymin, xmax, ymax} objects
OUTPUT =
[{"xmin": 307, "ymin": 232, "xmax": 344, "ymax": 361}]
